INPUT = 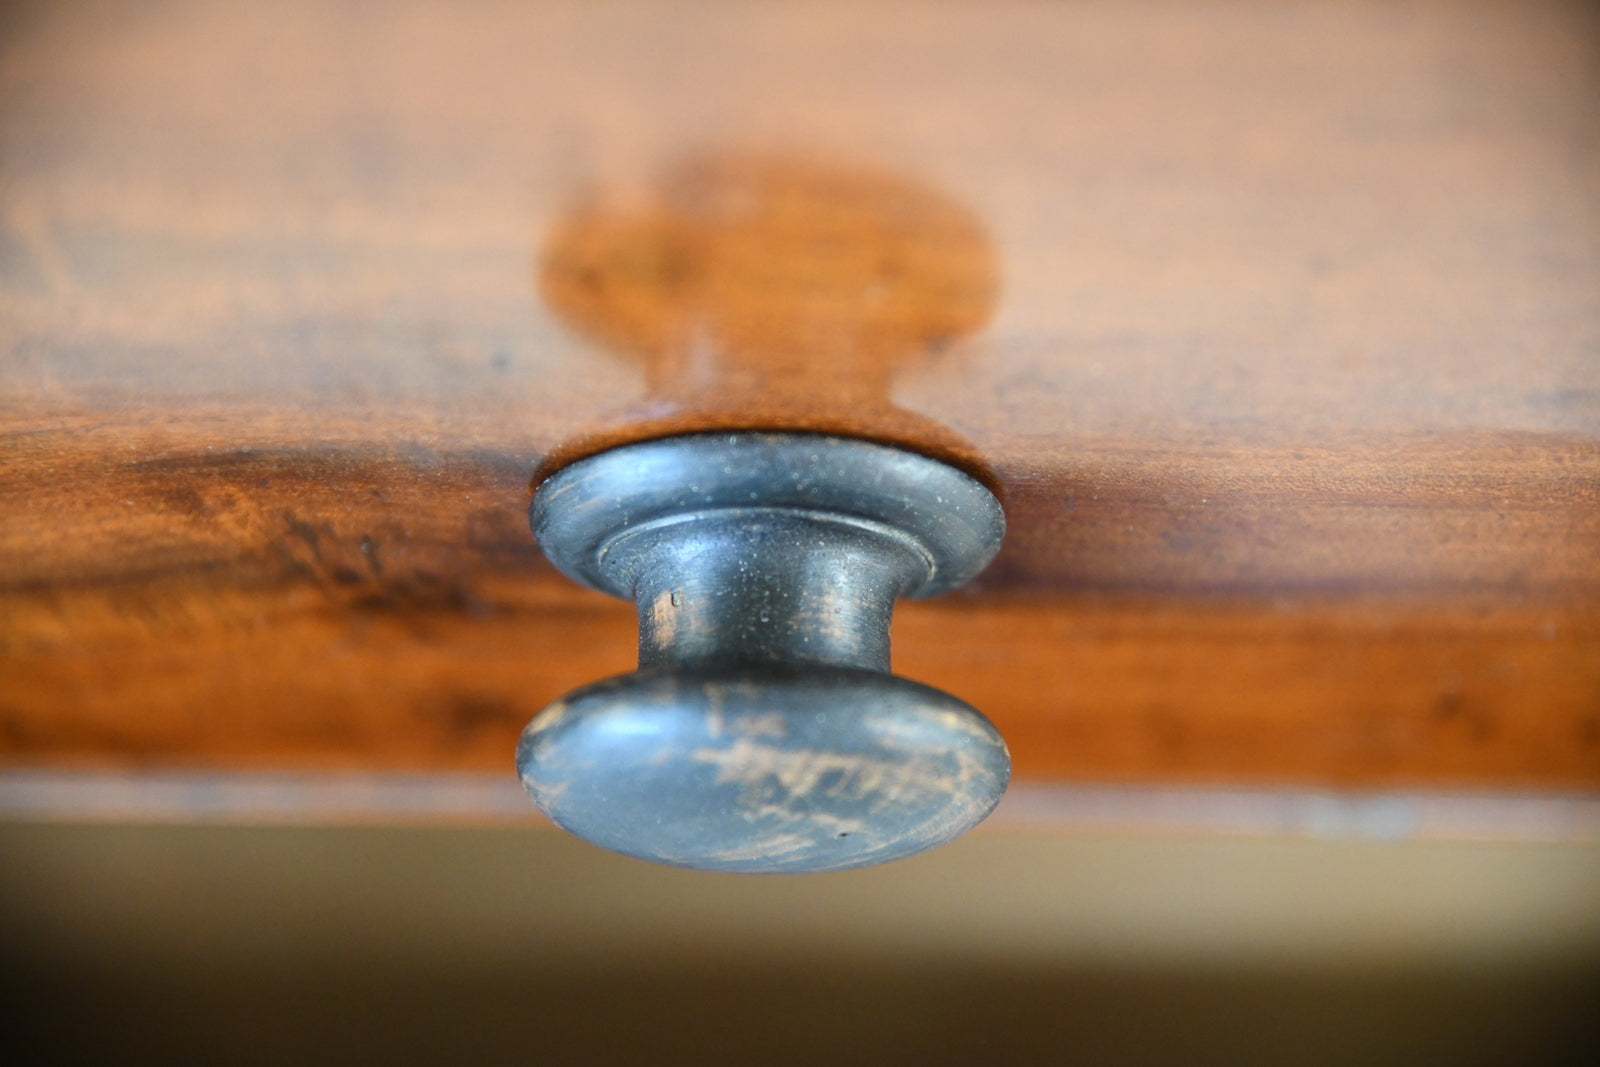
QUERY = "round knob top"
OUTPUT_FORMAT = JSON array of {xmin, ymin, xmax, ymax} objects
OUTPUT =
[{"xmin": 518, "ymin": 666, "xmax": 1009, "ymax": 874}]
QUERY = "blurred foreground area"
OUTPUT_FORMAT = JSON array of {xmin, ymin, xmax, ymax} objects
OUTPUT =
[{"xmin": 3, "ymin": 822, "xmax": 1596, "ymax": 1065}]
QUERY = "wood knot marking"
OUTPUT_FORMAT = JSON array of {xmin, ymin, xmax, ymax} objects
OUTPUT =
[{"xmin": 539, "ymin": 151, "xmax": 997, "ymax": 407}]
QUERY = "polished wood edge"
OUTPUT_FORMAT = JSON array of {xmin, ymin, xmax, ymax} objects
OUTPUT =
[{"xmin": 3, "ymin": 769, "xmax": 1595, "ymax": 843}]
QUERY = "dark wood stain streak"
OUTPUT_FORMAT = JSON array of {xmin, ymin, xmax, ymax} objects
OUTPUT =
[
  {"xmin": 2, "ymin": 425, "xmax": 1598, "ymax": 785},
  {"xmin": 0, "ymin": 430, "xmax": 1593, "ymax": 784}
]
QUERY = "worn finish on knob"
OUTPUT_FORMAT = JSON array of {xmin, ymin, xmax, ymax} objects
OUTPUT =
[{"xmin": 519, "ymin": 433, "xmax": 1008, "ymax": 873}]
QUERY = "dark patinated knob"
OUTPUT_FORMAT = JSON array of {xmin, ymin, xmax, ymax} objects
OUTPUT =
[{"xmin": 518, "ymin": 433, "xmax": 1008, "ymax": 873}]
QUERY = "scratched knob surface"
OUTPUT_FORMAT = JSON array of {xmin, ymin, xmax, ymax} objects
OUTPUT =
[{"xmin": 519, "ymin": 433, "xmax": 1009, "ymax": 873}]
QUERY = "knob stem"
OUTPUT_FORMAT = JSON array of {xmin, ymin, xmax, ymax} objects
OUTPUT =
[{"xmin": 623, "ymin": 514, "xmax": 929, "ymax": 673}]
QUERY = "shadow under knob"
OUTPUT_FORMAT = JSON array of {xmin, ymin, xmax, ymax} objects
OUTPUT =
[{"xmin": 519, "ymin": 433, "xmax": 1008, "ymax": 873}]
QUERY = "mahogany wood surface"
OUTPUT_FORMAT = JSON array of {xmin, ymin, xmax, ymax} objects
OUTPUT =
[{"xmin": 2, "ymin": 0, "xmax": 1598, "ymax": 790}]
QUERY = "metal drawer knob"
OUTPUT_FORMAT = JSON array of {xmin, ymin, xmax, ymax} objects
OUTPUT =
[{"xmin": 518, "ymin": 433, "xmax": 1009, "ymax": 873}]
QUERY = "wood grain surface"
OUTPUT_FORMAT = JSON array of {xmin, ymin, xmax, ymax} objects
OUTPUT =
[{"xmin": 2, "ymin": 0, "xmax": 1598, "ymax": 790}]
